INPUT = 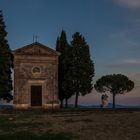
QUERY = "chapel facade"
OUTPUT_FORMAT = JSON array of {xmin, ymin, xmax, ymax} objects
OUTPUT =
[{"xmin": 13, "ymin": 42, "xmax": 60, "ymax": 109}]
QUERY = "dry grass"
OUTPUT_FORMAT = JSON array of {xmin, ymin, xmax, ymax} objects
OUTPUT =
[{"xmin": 0, "ymin": 109, "xmax": 140, "ymax": 140}]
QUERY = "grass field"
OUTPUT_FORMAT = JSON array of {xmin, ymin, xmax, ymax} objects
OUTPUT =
[{"xmin": 0, "ymin": 109, "xmax": 140, "ymax": 140}]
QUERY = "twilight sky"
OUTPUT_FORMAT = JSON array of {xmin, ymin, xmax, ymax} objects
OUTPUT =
[{"xmin": 1, "ymin": 0, "xmax": 140, "ymax": 106}]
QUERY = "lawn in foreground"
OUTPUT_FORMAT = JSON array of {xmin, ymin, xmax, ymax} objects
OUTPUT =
[{"xmin": 0, "ymin": 109, "xmax": 140, "ymax": 140}]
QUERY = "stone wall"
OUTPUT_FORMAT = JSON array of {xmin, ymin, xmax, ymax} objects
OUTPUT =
[{"xmin": 13, "ymin": 42, "xmax": 60, "ymax": 109}]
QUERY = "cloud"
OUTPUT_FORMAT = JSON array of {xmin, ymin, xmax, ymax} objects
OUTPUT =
[
  {"xmin": 116, "ymin": 0, "xmax": 140, "ymax": 8},
  {"xmin": 105, "ymin": 59, "xmax": 140, "ymax": 68},
  {"xmin": 123, "ymin": 59, "xmax": 140, "ymax": 64},
  {"xmin": 109, "ymin": 30, "xmax": 129, "ymax": 39},
  {"xmin": 109, "ymin": 27, "xmax": 140, "ymax": 50}
]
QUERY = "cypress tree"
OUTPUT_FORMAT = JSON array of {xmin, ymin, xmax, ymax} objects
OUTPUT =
[
  {"xmin": 62, "ymin": 47, "xmax": 75, "ymax": 108},
  {"xmin": 56, "ymin": 30, "xmax": 73, "ymax": 108},
  {"xmin": 70, "ymin": 32, "xmax": 94, "ymax": 108},
  {"xmin": 0, "ymin": 10, "xmax": 13, "ymax": 101}
]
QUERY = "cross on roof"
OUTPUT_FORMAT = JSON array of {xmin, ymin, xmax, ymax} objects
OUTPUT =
[{"xmin": 33, "ymin": 35, "xmax": 39, "ymax": 42}]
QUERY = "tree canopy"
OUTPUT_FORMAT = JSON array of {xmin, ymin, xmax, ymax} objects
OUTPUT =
[
  {"xmin": 94, "ymin": 74, "xmax": 134, "ymax": 108},
  {"xmin": 0, "ymin": 10, "xmax": 13, "ymax": 101},
  {"xmin": 70, "ymin": 32, "xmax": 94, "ymax": 107}
]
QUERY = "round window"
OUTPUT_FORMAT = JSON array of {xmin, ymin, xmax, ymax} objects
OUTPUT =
[{"xmin": 32, "ymin": 67, "xmax": 41, "ymax": 74}]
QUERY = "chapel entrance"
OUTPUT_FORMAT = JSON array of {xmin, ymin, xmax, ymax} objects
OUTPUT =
[{"xmin": 31, "ymin": 85, "xmax": 42, "ymax": 106}]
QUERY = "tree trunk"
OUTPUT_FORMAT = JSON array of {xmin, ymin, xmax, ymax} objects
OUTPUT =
[
  {"xmin": 75, "ymin": 92, "xmax": 79, "ymax": 108},
  {"xmin": 65, "ymin": 98, "xmax": 68, "ymax": 108},
  {"xmin": 60, "ymin": 100, "xmax": 63, "ymax": 108},
  {"xmin": 112, "ymin": 93, "xmax": 115, "ymax": 109}
]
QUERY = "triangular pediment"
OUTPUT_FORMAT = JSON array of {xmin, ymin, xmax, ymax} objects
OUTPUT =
[{"xmin": 13, "ymin": 42, "xmax": 60, "ymax": 56}]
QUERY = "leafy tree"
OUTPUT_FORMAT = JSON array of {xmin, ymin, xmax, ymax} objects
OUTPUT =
[
  {"xmin": 94, "ymin": 74, "xmax": 134, "ymax": 108},
  {"xmin": 70, "ymin": 32, "xmax": 94, "ymax": 108},
  {"xmin": 0, "ymin": 10, "xmax": 13, "ymax": 101},
  {"xmin": 56, "ymin": 30, "xmax": 73, "ymax": 108}
]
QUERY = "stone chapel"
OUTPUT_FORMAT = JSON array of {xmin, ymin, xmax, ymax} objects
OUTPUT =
[{"xmin": 13, "ymin": 42, "xmax": 60, "ymax": 109}]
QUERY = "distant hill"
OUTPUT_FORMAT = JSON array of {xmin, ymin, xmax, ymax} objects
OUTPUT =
[
  {"xmin": 0, "ymin": 103, "xmax": 140, "ymax": 109},
  {"xmin": 0, "ymin": 105, "xmax": 13, "ymax": 109},
  {"xmin": 68, "ymin": 103, "xmax": 140, "ymax": 109},
  {"xmin": 107, "ymin": 103, "xmax": 140, "ymax": 108}
]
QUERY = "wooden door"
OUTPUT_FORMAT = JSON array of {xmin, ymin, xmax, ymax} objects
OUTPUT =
[{"xmin": 31, "ymin": 85, "xmax": 42, "ymax": 106}]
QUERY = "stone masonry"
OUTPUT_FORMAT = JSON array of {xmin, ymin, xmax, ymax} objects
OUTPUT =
[{"xmin": 13, "ymin": 42, "xmax": 60, "ymax": 109}]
